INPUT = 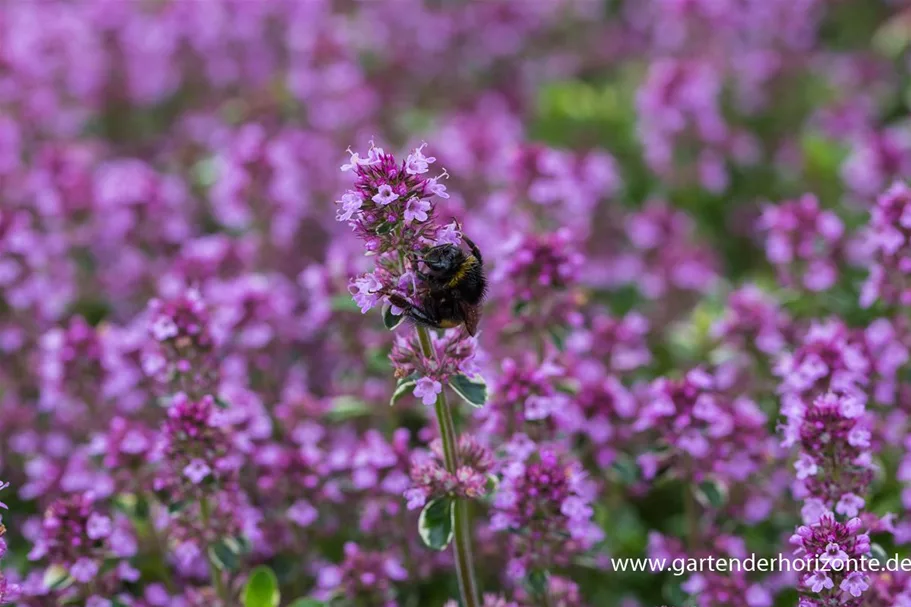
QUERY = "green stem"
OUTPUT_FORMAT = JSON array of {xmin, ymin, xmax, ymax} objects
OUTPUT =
[
  {"xmin": 416, "ymin": 325, "xmax": 481, "ymax": 607},
  {"xmin": 200, "ymin": 496, "xmax": 230, "ymax": 605},
  {"xmin": 147, "ymin": 496, "xmax": 175, "ymax": 593},
  {"xmin": 683, "ymin": 461, "xmax": 698, "ymax": 551}
]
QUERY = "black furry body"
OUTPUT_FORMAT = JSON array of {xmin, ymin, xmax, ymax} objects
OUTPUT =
[{"xmin": 389, "ymin": 236, "xmax": 487, "ymax": 336}]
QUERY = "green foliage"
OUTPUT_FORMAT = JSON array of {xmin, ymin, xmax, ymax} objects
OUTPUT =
[
  {"xmin": 327, "ymin": 396, "xmax": 372, "ymax": 421},
  {"xmin": 330, "ymin": 295, "xmax": 361, "ymax": 313},
  {"xmin": 418, "ymin": 496, "xmax": 455, "ymax": 550},
  {"xmin": 525, "ymin": 569, "xmax": 550, "ymax": 598},
  {"xmin": 693, "ymin": 478, "xmax": 728, "ymax": 510},
  {"xmin": 375, "ymin": 221, "xmax": 395, "ymax": 235},
  {"xmin": 67, "ymin": 297, "xmax": 111, "ymax": 326},
  {"xmin": 208, "ymin": 537, "xmax": 246, "ymax": 572},
  {"xmin": 383, "ymin": 303, "xmax": 406, "ymax": 329},
  {"xmin": 609, "ymin": 454, "xmax": 640, "ymax": 486},
  {"xmin": 662, "ymin": 578, "xmax": 693, "ymax": 606},
  {"xmin": 448, "ymin": 373, "xmax": 488, "ymax": 407},
  {"xmin": 168, "ymin": 499, "xmax": 190, "ymax": 514},
  {"xmin": 42, "ymin": 565, "xmax": 73, "ymax": 592},
  {"xmin": 243, "ymin": 566, "xmax": 281, "ymax": 607},
  {"xmin": 390, "ymin": 373, "xmax": 419, "ymax": 406}
]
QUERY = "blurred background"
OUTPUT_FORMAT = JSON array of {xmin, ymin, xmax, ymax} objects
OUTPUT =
[{"xmin": 3, "ymin": 0, "xmax": 911, "ymax": 606}]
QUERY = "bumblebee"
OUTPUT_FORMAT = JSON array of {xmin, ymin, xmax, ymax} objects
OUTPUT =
[{"xmin": 388, "ymin": 236, "xmax": 487, "ymax": 336}]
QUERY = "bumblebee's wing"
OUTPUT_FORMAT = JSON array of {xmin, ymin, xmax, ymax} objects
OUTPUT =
[{"xmin": 460, "ymin": 301, "xmax": 480, "ymax": 336}]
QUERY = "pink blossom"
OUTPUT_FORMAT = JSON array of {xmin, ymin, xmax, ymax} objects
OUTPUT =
[{"xmin": 413, "ymin": 377, "xmax": 442, "ymax": 406}]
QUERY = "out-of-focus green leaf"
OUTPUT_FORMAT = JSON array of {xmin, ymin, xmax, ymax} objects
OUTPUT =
[
  {"xmin": 694, "ymin": 478, "xmax": 729, "ymax": 510},
  {"xmin": 525, "ymin": 569, "xmax": 550, "ymax": 597},
  {"xmin": 327, "ymin": 396, "xmax": 371, "ymax": 420},
  {"xmin": 208, "ymin": 537, "xmax": 242, "ymax": 571},
  {"xmin": 870, "ymin": 543, "xmax": 889, "ymax": 565},
  {"xmin": 242, "ymin": 565, "xmax": 280, "ymax": 607},
  {"xmin": 663, "ymin": 578, "xmax": 689, "ymax": 605},
  {"xmin": 610, "ymin": 455, "xmax": 639, "ymax": 486},
  {"xmin": 331, "ymin": 295, "xmax": 361, "ymax": 312},
  {"xmin": 168, "ymin": 499, "xmax": 189, "ymax": 514},
  {"xmin": 43, "ymin": 565, "xmax": 73, "ymax": 591},
  {"xmin": 193, "ymin": 157, "xmax": 219, "ymax": 187}
]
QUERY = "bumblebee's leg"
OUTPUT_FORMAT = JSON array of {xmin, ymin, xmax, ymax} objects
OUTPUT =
[
  {"xmin": 463, "ymin": 235, "xmax": 483, "ymax": 266},
  {"xmin": 403, "ymin": 306, "xmax": 446, "ymax": 329},
  {"xmin": 387, "ymin": 294, "xmax": 446, "ymax": 330}
]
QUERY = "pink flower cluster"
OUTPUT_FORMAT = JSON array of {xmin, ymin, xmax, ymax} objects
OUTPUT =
[
  {"xmin": 490, "ymin": 436, "xmax": 603, "ymax": 581},
  {"xmin": 0, "ymin": 482, "xmax": 19, "ymax": 604}
]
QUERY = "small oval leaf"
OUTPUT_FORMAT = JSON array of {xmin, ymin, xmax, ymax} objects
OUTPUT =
[
  {"xmin": 548, "ymin": 326, "xmax": 567, "ymax": 351},
  {"xmin": 208, "ymin": 538, "xmax": 241, "ymax": 571},
  {"xmin": 485, "ymin": 473, "xmax": 499, "ymax": 495},
  {"xmin": 870, "ymin": 542, "xmax": 888, "ymax": 565},
  {"xmin": 449, "ymin": 373, "xmax": 488, "ymax": 407},
  {"xmin": 694, "ymin": 478, "xmax": 728, "ymax": 510},
  {"xmin": 383, "ymin": 303, "xmax": 405, "ymax": 330},
  {"xmin": 43, "ymin": 564, "xmax": 73, "ymax": 591},
  {"xmin": 390, "ymin": 374, "xmax": 419, "ymax": 406},
  {"xmin": 375, "ymin": 221, "xmax": 395, "ymax": 235},
  {"xmin": 243, "ymin": 565, "xmax": 280, "ymax": 607},
  {"xmin": 525, "ymin": 569, "xmax": 549, "ymax": 597},
  {"xmin": 555, "ymin": 379, "xmax": 580, "ymax": 396},
  {"xmin": 418, "ymin": 496, "xmax": 454, "ymax": 550},
  {"xmin": 663, "ymin": 578, "xmax": 688, "ymax": 604},
  {"xmin": 328, "ymin": 396, "xmax": 371, "ymax": 420},
  {"xmin": 167, "ymin": 498, "xmax": 189, "ymax": 514},
  {"xmin": 610, "ymin": 455, "xmax": 639, "ymax": 486},
  {"xmin": 193, "ymin": 157, "xmax": 219, "ymax": 187},
  {"xmin": 330, "ymin": 295, "xmax": 361, "ymax": 312}
]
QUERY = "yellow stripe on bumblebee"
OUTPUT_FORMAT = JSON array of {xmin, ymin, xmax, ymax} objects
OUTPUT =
[{"xmin": 446, "ymin": 255, "xmax": 477, "ymax": 287}]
